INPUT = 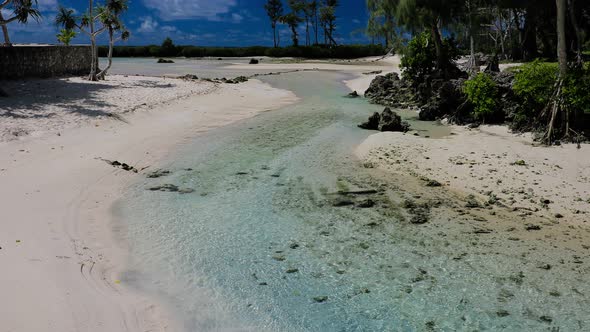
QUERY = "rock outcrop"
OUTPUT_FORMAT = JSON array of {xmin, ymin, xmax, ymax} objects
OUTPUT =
[
  {"xmin": 359, "ymin": 107, "xmax": 410, "ymax": 132},
  {"xmin": 364, "ymin": 73, "xmax": 415, "ymax": 108}
]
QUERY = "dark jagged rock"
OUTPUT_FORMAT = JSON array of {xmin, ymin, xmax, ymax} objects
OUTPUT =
[
  {"xmin": 379, "ymin": 108, "xmax": 410, "ymax": 132},
  {"xmin": 249, "ymin": 58, "xmax": 259, "ymax": 64},
  {"xmin": 358, "ymin": 112, "xmax": 381, "ymax": 130},
  {"xmin": 484, "ymin": 55, "xmax": 500, "ymax": 73},
  {"xmin": 157, "ymin": 58, "xmax": 174, "ymax": 64},
  {"xmin": 359, "ymin": 108, "xmax": 410, "ymax": 132},
  {"xmin": 419, "ymin": 79, "xmax": 469, "ymax": 122},
  {"xmin": 102, "ymin": 159, "xmax": 139, "ymax": 173},
  {"xmin": 348, "ymin": 91, "xmax": 360, "ymax": 98},
  {"xmin": 363, "ymin": 70, "xmax": 382, "ymax": 75},
  {"xmin": 179, "ymin": 74, "xmax": 198, "ymax": 80},
  {"xmin": 313, "ymin": 296, "xmax": 328, "ymax": 303},
  {"xmin": 364, "ymin": 73, "xmax": 415, "ymax": 108},
  {"xmin": 425, "ymin": 179, "xmax": 442, "ymax": 187}
]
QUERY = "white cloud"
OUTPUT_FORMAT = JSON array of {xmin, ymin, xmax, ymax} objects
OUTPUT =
[
  {"xmin": 37, "ymin": 0, "xmax": 58, "ymax": 10},
  {"xmin": 231, "ymin": 13, "xmax": 243, "ymax": 23},
  {"xmin": 137, "ymin": 16, "xmax": 159, "ymax": 33},
  {"xmin": 142, "ymin": 0, "xmax": 237, "ymax": 21},
  {"xmin": 161, "ymin": 25, "xmax": 178, "ymax": 33}
]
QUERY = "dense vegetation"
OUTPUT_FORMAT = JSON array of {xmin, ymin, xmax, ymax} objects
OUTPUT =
[
  {"xmin": 98, "ymin": 39, "xmax": 385, "ymax": 59},
  {"xmin": 366, "ymin": 0, "xmax": 590, "ymax": 143}
]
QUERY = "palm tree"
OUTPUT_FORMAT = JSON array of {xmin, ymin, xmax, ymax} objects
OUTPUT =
[
  {"xmin": 97, "ymin": 0, "xmax": 129, "ymax": 79},
  {"xmin": 56, "ymin": 1, "xmax": 107, "ymax": 81},
  {"xmin": 320, "ymin": 0, "xmax": 338, "ymax": 46},
  {"xmin": 281, "ymin": 12, "xmax": 303, "ymax": 46},
  {"xmin": 0, "ymin": 0, "xmax": 41, "ymax": 46},
  {"xmin": 282, "ymin": 0, "xmax": 305, "ymax": 47},
  {"xmin": 395, "ymin": 0, "xmax": 463, "ymax": 75},
  {"xmin": 264, "ymin": 0, "xmax": 283, "ymax": 48}
]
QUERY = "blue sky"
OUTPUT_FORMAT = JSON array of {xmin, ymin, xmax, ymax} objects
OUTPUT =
[{"xmin": 5, "ymin": 0, "xmax": 372, "ymax": 46}]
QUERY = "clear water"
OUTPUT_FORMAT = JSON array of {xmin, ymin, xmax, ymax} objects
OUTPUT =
[
  {"xmin": 114, "ymin": 63, "xmax": 590, "ymax": 331},
  {"xmin": 100, "ymin": 57, "xmax": 308, "ymax": 79}
]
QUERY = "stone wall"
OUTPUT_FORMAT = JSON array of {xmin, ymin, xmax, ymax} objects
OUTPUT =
[{"xmin": 0, "ymin": 46, "xmax": 91, "ymax": 79}]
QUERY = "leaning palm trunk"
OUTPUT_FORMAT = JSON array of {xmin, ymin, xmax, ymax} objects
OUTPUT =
[
  {"xmin": 97, "ymin": 30, "xmax": 114, "ymax": 79},
  {"xmin": 430, "ymin": 21, "xmax": 447, "ymax": 73},
  {"xmin": 88, "ymin": 0, "xmax": 99, "ymax": 81},
  {"xmin": 0, "ymin": 11, "xmax": 10, "ymax": 46},
  {"xmin": 1, "ymin": 24, "xmax": 9, "ymax": 45}
]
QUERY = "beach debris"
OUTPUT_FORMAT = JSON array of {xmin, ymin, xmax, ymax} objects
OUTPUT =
[
  {"xmin": 146, "ymin": 169, "xmax": 171, "ymax": 178},
  {"xmin": 99, "ymin": 158, "xmax": 139, "ymax": 173},
  {"xmin": 512, "ymin": 160, "xmax": 527, "ymax": 166},
  {"xmin": 157, "ymin": 58, "xmax": 174, "ymax": 63},
  {"xmin": 10, "ymin": 128, "xmax": 29, "ymax": 137},
  {"xmin": 363, "ymin": 70, "xmax": 382, "ymax": 75},
  {"xmin": 272, "ymin": 254, "xmax": 286, "ymax": 261},
  {"xmin": 409, "ymin": 207, "xmax": 430, "ymax": 224},
  {"xmin": 313, "ymin": 296, "xmax": 328, "ymax": 303},
  {"xmin": 497, "ymin": 289, "xmax": 514, "ymax": 303},
  {"xmin": 525, "ymin": 224, "xmax": 542, "ymax": 231},
  {"xmin": 179, "ymin": 74, "xmax": 198, "ymax": 80},
  {"xmin": 178, "ymin": 188, "xmax": 195, "ymax": 194},
  {"xmin": 331, "ymin": 198, "xmax": 355, "ymax": 207},
  {"xmin": 148, "ymin": 184, "xmax": 179, "ymax": 192},
  {"xmin": 329, "ymin": 189, "xmax": 379, "ymax": 196},
  {"xmin": 347, "ymin": 91, "xmax": 360, "ymax": 98},
  {"xmin": 249, "ymin": 58, "xmax": 259, "ymax": 64},
  {"xmin": 496, "ymin": 310, "xmax": 510, "ymax": 317},
  {"xmin": 286, "ymin": 268, "xmax": 299, "ymax": 274},
  {"xmin": 423, "ymin": 178, "xmax": 442, "ymax": 187},
  {"xmin": 357, "ymin": 199, "xmax": 375, "ymax": 208},
  {"xmin": 358, "ymin": 107, "xmax": 410, "ymax": 132},
  {"xmin": 464, "ymin": 195, "xmax": 481, "ymax": 208}
]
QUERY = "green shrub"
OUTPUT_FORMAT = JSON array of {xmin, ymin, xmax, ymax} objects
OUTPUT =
[
  {"xmin": 510, "ymin": 60, "xmax": 557, "ymax": 130},
  {"xmin": 464, "ymin": 72, "xmax": 498, "ymax": 121},
  {"xmin": 400, "ymin": 32, "xmax": 435, "ymax": 83},
  {"xmin": 563, "ymin": 65, "xmax": 590, "ymax": 114},
  {"xmin": 400, "ymin": 32, "xmax": 459, "ymax": 84},
  {"xmin": 513, "ymin": 60, "xmax": 557, "ymax": 110}
]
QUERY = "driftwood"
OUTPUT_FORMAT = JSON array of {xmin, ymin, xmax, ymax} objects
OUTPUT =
[{"xmin": 327, "ymin": 190, "xmax": 380, "ymax": 196}]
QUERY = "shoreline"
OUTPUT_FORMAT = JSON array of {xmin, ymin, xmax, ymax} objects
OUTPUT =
[
  {"xmin": 0, "ymin": 76, "xmax": 298, "ymax": 331},
  {"xmin": 355, "ymin": 125, "xmax": 589, "ymax": 224}
]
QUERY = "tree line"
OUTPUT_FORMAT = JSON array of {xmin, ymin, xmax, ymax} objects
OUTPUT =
[
  {"xmin": 366, "ymin": 0, "xmax": 590, "ymax": 143},
  {"xmin": 264, "ymin": 0, "xmax": 338, "ymax": 47},
  {"xmin": 366, "ymin": 0, "xmax": 590, "ymax": 64}
]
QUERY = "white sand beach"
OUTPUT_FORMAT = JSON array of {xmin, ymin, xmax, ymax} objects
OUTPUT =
[
  {"xmin": 356, "ymin": 125, "xmax": 590, "ymax": 224},
  {"xmin": 2, "ymin": 55, "xmax": 589, "ymax": 331},
  {"xmin": 0, "ymin": 76, "xmax": 297, "ymax": 332}
]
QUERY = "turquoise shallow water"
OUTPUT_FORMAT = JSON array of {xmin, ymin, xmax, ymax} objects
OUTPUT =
[{"xmin": 115, "ymin": 68, "xmax": 590, "ymax": 331}]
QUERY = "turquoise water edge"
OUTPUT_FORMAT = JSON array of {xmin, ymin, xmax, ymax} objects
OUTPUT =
[{"xmin": 109, "ymin": 60, "xmax": 589, "ymax": 332}]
